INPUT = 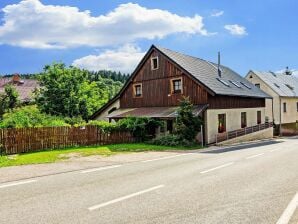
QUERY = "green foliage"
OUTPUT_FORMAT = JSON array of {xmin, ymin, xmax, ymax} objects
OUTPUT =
[
  {"xmin": 0, "ymin": 85, "xmax": 20, "ymax": 118},
  {"xmin": 118, "ymin": 117, "xmax": 162, "ymax": 141},
  {"xmin": 35, "ymin": 63, "xmax": 102, "ymax": 119},
  {"xmin": 175, "ymin": 97, "xmax": 203, "ymax": 141},
  {"xmin": 0, "ymin": 106, "xmax": 68, "ymax": 128},
  {"xmin": 88, "ymin": 120, "xmax": 120, "ymax": 132},
  {"xmin": 150, "ymin": 134, "xmax": 196, "ymax": 147},
  {"xmin": 150, "ymin": 134, "xmax": 181, "ymax": 146}
]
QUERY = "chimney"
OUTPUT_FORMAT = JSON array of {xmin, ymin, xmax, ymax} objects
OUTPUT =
[
  {"xmin": 218, "ymin": 52, "xmax": 222, "ymax": 78},
  {"xmin": 12, "ymin": 74, "xmax": 21, "ymax": 84},
  {"xmin": 285, "ymin": 66, "xmax": 292, "ymax": 75}
]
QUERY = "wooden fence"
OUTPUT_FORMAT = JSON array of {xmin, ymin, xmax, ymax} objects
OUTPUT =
[{"xmin": 0, "ymin": 126, "xmax": 135, "ymax": 155}]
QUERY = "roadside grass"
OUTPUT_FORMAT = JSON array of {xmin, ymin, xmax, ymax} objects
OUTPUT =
[{"xmin": 0, "ymin": 143, "xmax": 202, "ymax": 168}]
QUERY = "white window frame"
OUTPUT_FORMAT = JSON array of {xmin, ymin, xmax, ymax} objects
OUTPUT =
[{"xmin": 151, "ymin": 57, "xmax": 159, "ymax": 70}]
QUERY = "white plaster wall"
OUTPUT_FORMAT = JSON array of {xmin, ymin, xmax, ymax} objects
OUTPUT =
[
  {"xmin": 94, "ymin": 100, "xmax": 120, "ymax": 121},
  {"xmin": 280, "ymin": 97, "xmax": 298, "ymax": 124},
  {"xmin": 206, "ymin": 107, "xmax": 266, "ymax": 144}
]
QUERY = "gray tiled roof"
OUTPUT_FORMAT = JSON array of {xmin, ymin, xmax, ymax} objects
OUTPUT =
[
  {"xmin": 156, "ymin": 46, "xmax": 270, "ymax": 98},
  {"xmin": 250, "ymin": 71, "xmax": 298, "ymax": 97}
]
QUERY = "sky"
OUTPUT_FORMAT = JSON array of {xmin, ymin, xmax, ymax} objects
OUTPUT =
[{"xmin": 0, "ymin": 0, "xmax": 297, "ymax": 76}]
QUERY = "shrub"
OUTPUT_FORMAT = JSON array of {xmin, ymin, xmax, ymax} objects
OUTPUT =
[
  {"xmin": 0, "ymin": 106, "xmax": 68, "ymax": 128},
  {"xmin": 150, "ymin": 134, "xmax": 196, "ymax": 147},
  {"xmin": 87, "ymin": 120, "xmax": 120, "ymax": 132},
  {"xmin": 150, "ymin": 134, "xmax": 181, "ymax": 146},
  {"xmin": 118, "ymin": 117, "xmax": 162, "ymax": 141},
  {"xmin": 175, "ymin": 97, "xmax": 203, "ymax": 141}
]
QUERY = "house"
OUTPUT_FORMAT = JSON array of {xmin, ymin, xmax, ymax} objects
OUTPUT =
[
  {"xmin": 246, "ymin": 70, "xmax": 298, "ymax": 135},
  {"xmin": 0, "ymin": 74, "xmax": 39, "ymax": 103},
  {"xmin": 91, "ymin": 45, "xmax": 272, "ymax": 144}
]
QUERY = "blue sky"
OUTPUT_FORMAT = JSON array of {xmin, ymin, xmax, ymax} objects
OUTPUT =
[{"xmin": 0, "ymin": 0, "xmax": 297, "ymax": 76}]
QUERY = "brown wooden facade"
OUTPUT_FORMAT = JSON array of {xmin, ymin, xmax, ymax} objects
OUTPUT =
[{"xmin": 119, "ymin": 49, "xmax": 265, "ymax": 109}]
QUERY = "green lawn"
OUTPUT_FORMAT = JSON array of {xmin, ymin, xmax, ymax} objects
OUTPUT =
[{"xmin": 0, "ymin": 143, "xmax": 201, "ymax": 168}]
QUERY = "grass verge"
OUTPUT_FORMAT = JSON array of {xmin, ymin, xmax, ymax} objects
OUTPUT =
[{"xmin": 0, "ymin": 143, "xmax": 201, "ymax": 168}]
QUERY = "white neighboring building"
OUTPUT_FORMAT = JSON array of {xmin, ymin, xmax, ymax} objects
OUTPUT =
[{"xmin": 246, "ymin": 70, "xmax": 298, "ymax": 135}]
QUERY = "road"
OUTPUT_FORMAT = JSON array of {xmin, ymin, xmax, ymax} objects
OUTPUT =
[{"xmin": 0, "ymin": 138, "xmax": 297, "ymax": 224}]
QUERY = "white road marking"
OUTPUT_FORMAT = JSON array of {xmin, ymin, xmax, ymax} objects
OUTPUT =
[
  {"xmin": 80, "ymin": 165, "xmax": 122, "ymax": 174},
  {"xmin": 88, "ymin": 185, "xmax": 165, "ymax": 211},
  {"xmin": 276, "ymin": 192, "xmax": 298, "ymax": 224},
  {"xmin": 200, "ymin": 162, "xmax": 234, "ymax": 174},
  {"xmin": 0, "ymin": 180, "xmax": 37, "ymax": 189},
  {"xmin": 270, "ymin": 149, "xmax": 279, "ymax": 152},
  {"xmin": 246, "ymin": 153, "xmax": 265, "ymax": 159},
  {"xmin": 141, "ymin": 153, "xmax": 193, "ymax": 163}
]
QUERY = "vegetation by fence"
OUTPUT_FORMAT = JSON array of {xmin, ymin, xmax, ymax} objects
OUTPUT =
[{"xmin": 0, "ymin": 126, "xmax": 134, "ymax": 155}]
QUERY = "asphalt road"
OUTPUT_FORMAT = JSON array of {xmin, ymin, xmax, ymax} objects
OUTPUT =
[{"xmin": 0, "ymin": 138, "xmax": 297, "ymax": 224}]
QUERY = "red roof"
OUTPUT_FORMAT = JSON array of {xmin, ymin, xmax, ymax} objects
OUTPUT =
[{"xmin": 0, "ymin": 78, "xmax": 39, "ymax": 102}]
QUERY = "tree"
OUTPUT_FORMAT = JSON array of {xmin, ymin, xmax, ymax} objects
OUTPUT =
[
  {"xmin": 35, "ymin": 63, "xmax": 105, "ymax": 119},
  {"xmin": 0, "ymin": 85, "xmax": 20, "ymax": 118},
  {"xmin": 175, "ymin": 97, "xmax": 203, "ymax": 141}
]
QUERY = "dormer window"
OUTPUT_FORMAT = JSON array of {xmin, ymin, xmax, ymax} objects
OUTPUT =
[
  {"xmin": 151, "ymin": 57, "xmax": 159, "ymax": 70},
  {"xmin": 133, "ymin": 83, "xmax": 142, "ymax": 97},
  {"xmin": 171, "ymin": 78, "xmax": 182, "ymax": 94}
]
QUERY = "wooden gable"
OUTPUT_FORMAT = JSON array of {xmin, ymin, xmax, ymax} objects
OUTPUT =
[{"xmin": 120, "ymin": 49, "xmax": 208, "ymax": 108}]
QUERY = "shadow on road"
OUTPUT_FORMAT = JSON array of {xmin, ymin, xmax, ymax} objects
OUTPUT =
[{"xmin": 202, "ymin": 140, "xmax": 283, "ymax": 154}]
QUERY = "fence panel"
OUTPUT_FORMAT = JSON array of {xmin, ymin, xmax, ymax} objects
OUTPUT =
[{"xmin": 0, "ymin": 126, "xmax": 134, "ymax": 155}]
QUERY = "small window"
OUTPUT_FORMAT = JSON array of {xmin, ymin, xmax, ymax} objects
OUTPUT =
[
  {"xmin": 274, "ymin": 83, "xmax": 280, "ymax": 88},
  {"xmin": 296, "ymin": 102, "xmax": 298, "ymax": 112},
  {"xmin": 133, "ymin": 84, "xmax": 142, "ymax": 97},
  {"xmin": 241, "ymin": 112, "xmax": 247, "ymax": 128},
  {"xmin": 255, "ymin": 83, "xmax": 260, "ymax": 88},
  {"xmin": 285, "ymin": 84, "xmax": 294, "ymax": 90},
  {"xmin": 283, "ymin": 102, "xmax": 287, "ymax": 112},
  {"xmin": 229, "ymin": 80, "xmax": 241, "ymax": 88},
  {"xmin": 218, "ymin": 114, "xmax": 226, "ymax": 133},
  {"xmin": 151, "ymin": 57, "xmax": 159, "ymax": 70},
  {"xmin": 240, "ymin": 82, "xmax": 252, "ymax": 89},
  {"xmin": 257, "ymin": 111, "xmax": 262, "ymax": 124},
  {"xmin": 171, "ymin": 78, "xmax": 182, "ymax": 94},
  {"xmin": 217, "ymin": 78, "xmax": 230, "ymax": 87}
]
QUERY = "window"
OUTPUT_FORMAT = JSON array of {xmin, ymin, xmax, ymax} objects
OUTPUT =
[
  {"xmin": 257, "ymin": 111, "xmax": 262, "ymax": 124},
  {"xmin": 255, "ymin": 83, "xmax": 260, "ymax": 88},
  {"xmin": 296, "ymin": 102, "xmax": 298, "ymax": 112},
  {"xmin": 151, "ymin": 57, "xmax": 159, "ymax": 70},
  {"xmin": 274, "ymin": 83, "xmax": 280, "ymax": 88},
  {"xmin": 283, "ymin": 102, "xmax": 287, "ymax": 112},
  {"xmin": 285, "ymin": 84, "xmax": 294, "ymax": 90},
  {"xmin": 217, "ymin": 78, "xmax": 230, "ymax": 87},
  {"xmin": 218, "ymin": 114, "xmax": 226, "ymax": 133},
  {"xmin": 171, "ymin": 78, "xmax": 182, "ymax": 94},
  {"xmin": 240, "ymin": 82, "xmax": 252, "ymax": 89},
  {"xmin": 133, "ymin": 84, "xmax": 142, "ymax": 97},
  {"xmin": 229, "ymin": 80, "xmax": 241, "ymax": 88},
  {"xmin": 241, "ymin": 112, "xmax": 247, "ymax": 128}
]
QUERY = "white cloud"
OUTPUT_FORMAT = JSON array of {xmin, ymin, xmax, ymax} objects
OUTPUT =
[
  {"xmin": 0, "ymin": 0, "xmax": 210, "ymax": 49},
  {"xmin": 72, "ymin": 44, "xmax": 145, "ymax": 73},
  {"xmin": 211, "ymin": 10, "xmax": 224, "ymax": 17},
  {"xmin": 224, "ymin": 24, "xmax": 247, "ymax": 36}
]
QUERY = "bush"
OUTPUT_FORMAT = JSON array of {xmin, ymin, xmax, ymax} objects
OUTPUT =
[
  {"xmin": 150, "ymin": 134, "xmax": 181, "ymax": 146},
  {"xmin": 175, "ymin": 97, "xmax": 202, "ymax": 141},
  {"xmin": 150, "ymin": 134, "xmax": 196, "ymax": 147},
  {"xmin": 87, "ymin": 120, "xmax": 121, "ymax": 132},
  {"xmin": 118, "ymin": 117, "xmax": 162, "ymax": 141},
  {"xmin": 0, "ymin": 106, "xmax": 68, "ymax": 128}
]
